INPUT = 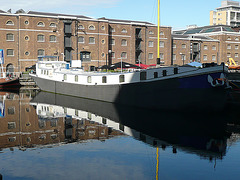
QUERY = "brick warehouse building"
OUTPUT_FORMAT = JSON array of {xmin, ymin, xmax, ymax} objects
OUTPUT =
[
  {"xmin": 1, "ymin": 9, "xmax": 240, "ymax": 74},
  {"xmin": 0, "ymin": 10, "xmax": 171, "ymax": 73},
  {"xmin": 173, "ymin": 25, "xmax": 240, "ymax": 65}
]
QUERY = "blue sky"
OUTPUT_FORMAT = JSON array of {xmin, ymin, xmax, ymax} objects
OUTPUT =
[{"xmin": 0, "ymin": 0, "xmax": 225, "ymax": 29}]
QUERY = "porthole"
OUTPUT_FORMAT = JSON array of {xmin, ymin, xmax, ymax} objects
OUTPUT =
[
  {"xmin": 24, "ymin": 36, "xmax": 29, "ymax": 41},
  {"xmin": 25, "ymin": 51, "xmax": 30, "ymax": 56},
  {"xmin": 24, "ymin": 20, "xmax": 29, "ymax": 25}
]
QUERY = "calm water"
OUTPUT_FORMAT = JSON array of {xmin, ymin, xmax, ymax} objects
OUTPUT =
[{"xmin": 0, "ymin": 90, "xmax": 239, "ymax": 180}]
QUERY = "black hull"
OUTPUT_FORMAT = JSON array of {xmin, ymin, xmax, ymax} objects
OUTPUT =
[{"xmin": 31, "ymin": 74, "xmax": 229, "ymax": 112}]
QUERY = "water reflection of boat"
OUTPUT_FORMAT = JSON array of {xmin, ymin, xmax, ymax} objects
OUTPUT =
[{"xmin": 30, "ymin": 91, "xmax": 232, "ymax": 160}]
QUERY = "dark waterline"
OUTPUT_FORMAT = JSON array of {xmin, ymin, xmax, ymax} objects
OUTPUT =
[{"xmin": 0, "ymin": 90, "xmax": 239, "ymax": 180}]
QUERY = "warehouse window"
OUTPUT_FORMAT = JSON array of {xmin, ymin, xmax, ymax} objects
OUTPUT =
[
  {"xmin": 121, "ymin": 39, "xmax": 127, "ymax": 46},
  {"xmin": 8, "ymin": 122, "xmax": 16, "ymax": 129},
  {"xmin": 37, "ymin": 34, "xmax": 45, "ymax": 42},
  {"xmin": 203, "ymin": 55, "xmax": 207, "ymax": 61},
  {"xmin": 148, "ymin": 53, "xmax": 153, "ymax": 59},
  {"xmin": 38, "ymin": 49, "xmax": 45, "ymax": 56},
  {"xmin": 110, "ymin": 39, "xmax": 115, "ymax": 45},
  {"xmin": 49, "ymin": 35, "xmax": 56, "ymax": 42},
  {"xmin": 7, "ymin": 49, "xmax": 14, "ymax": 56},
  {"xmin": 121, "ymin": 52, "xmax": 127, "ymax": 59},
  {"xmin": 149, "ymin": 41, "xmax": 154, "ymax": 47},
  {"xmin": 6, "ymin": 33, "xmax": 14, "ymax": 41},
  {"xmin": 78, "ymin": 36, "xmax": 84, "ymax": 43},
  {"xmin": 89, "ymin": 37, "xmax": 95, "ymax": 44},
  {"xmin": 160, "ymin": 41, "xmax": 164, "ymax": 47},
  {"xmin": 212, "ymin": 55, "xmax": 216, "ymax": 61}
]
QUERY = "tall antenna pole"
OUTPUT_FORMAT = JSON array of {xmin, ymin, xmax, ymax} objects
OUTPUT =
[{"xmin": 157, "ymin": 0, "xmax": 160, "ymax": 65}]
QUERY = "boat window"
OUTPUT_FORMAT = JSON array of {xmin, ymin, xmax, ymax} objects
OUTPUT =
[
  {"xmin": 119, "ymin": 124, "xmax": 124, "ymax": 132},
  {"xmin": 75, "ymin": 110, "xmax": 78, "ymax": 116},
  {"xmin": 162, "ymin": 70, "xmax": 167, "ymax": 76},
  {"xmin": 41, "ymin": 70, "xmax": 43, "ymax": 74},
  {"xmin": 119, "ymin": 75, "xmax": 125, "ymax": 83},
  {"xmin": 102, "ymin": 118, "xmax": 107, "ymax": 124},
  {"xmin": 88, "ymin": 112, "xmax": 92, "ymax": 120},
  {"xmin": 174, "ymin": 68, "xmax": 178, "ymax": 74},
  {"xmin": 75, "ymin": 75, "xmax": 78, "ymax": 82},
  {"xmin": 140, "ymin": 71, "xmax": 147, "ymax": 80},
  {"xmin": 87, "ymin": 76, "xmax": 92, "ymax": 83},
  {"xmin": 63, "ymin": 74, "xmax": 67, "ymax": 80},
  {"xmin": 154, "ymin": 72, "xmax": 158, "ymax": 78},
  {"xmin": 102, "ymin": 76, "xmax": 107, "ymax": 83}
]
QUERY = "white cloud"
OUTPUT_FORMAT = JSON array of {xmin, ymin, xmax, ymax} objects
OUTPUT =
[{"xmin": 0, "ymin": 0, "xmax": 120, "ymax": 14}]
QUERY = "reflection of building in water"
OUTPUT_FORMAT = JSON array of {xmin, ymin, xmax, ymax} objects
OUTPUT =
[
  {"xmin": 0, "ymin": 92, "xmax": 124, "ymax": 151},
  {"xmin": 33, "ymin": 101, "xmax": 229, "ymax": 161}
]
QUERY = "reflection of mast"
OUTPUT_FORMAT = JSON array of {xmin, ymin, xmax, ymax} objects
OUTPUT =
[{"xmin": 156, "ymin": 147, "xmax": 159, "ymax": 180}]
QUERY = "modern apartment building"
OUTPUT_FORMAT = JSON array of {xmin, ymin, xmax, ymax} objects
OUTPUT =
[
  {"xmin": 0, "ymin": 9, "xmax": 172, "ymax": 73},
  {"xmin": 210, "ymin": 0, "xmax": 240, "ymax": 26}
]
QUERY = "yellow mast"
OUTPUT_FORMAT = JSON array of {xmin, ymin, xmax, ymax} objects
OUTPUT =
[
  {"xmin": 157, "ymin": 0, "xmax": 160, "ymax": 64},
  {"xmin": 156, "ymin": 2, "xmax": 160, "ymax": 179}
]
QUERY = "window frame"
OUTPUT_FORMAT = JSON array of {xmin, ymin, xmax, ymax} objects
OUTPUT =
[
  {"xmin": 37, "ymin": 34, "xmax": 45, "ymax": 42},
  {"xmin": 89, "ymin": 37, "xmax": 95, "ymax": 44},
  {"xmin": 6, "ymin": 33, "xmax": 14, "ymax": 41},
  {"xmin": 7, "ymin": 49, "xmax": 14, "ymax": 56}
]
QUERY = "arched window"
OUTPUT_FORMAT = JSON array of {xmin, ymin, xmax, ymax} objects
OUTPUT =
[
  {"xmin": 6, "ymin": 20, "xmax": 14, "ymax": 25},
  {"xmin": 50, "ymin": 23, "xmax": 56, "ymax": 27},
  {"xmin": 121, "ymin": 28, "xmax": 127, "ymax": 33},
  {"xmin": 37, "ymin": 22, "xmax": 45, "ymax": 27},
  {"xmin": 78, "ymin": 25, "xmax": 84, "ymax": 29},
  {"xmin": 89, "ymin": 25, "xmax": 95, "ymax": 30}
]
